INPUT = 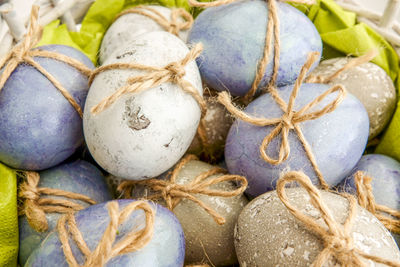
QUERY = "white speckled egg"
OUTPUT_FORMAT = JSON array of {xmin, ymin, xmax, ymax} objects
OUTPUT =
[
  {"xmin": 83, "ymin": 31, "xmax": 203, "ymax": 180},
  {"xmin": 235, "ymin": 188, "xmax": 400, "ymax": 266},
  {"xmin": 100, "ymin": 5, "xmax": 190, "ymax": 64},
  {"xmin": 311, "ymin": 58, "xmax": 397, "ymax": 139}
]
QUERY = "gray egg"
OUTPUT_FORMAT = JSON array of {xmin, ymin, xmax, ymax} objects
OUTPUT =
[
  {"xmin": 310, "ymin": 57, "xmax": 396, "ymax": 139},
  {"xmin": 130, "ymin": 160, "xmax": 248, "ymax": 266},
  {"xmin": 235, "ymin": 188, "xmax": 400, "ymax": 266}
]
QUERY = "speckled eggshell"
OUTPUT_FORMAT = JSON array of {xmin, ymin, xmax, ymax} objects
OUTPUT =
[
  {"xmin": 19, "ymin": 160, "xmax": 112, "ymax": 265},
  {"xmin": 338, "ymin": 154, "xmax": 400, "ymax": 243},
  {"xmin": 25, "ymin": 199, "xmax": 185, "ymax": 267},
  {"xmin": 225, "ymin": 83, "xmax": 369, "ymax": 198},
  {"xmin": 188, "ymin": 0, "xmax": 322, "ymax": 96},
  {"xmin": 0, "ymin": 44, "xmax": 94, "ymax": 171},
  {"xmin": 130, "ymin": 160, "xmax": 248, "ymax": 266},
  {"xmin": 235, "ymin": 188, "xmax": 400, "ymax": 266},
  {"xmin": 311, "ymin": 58, "xmax": 397, "ymax": 139},
  {"xmin": 84, "ymin": 31, "xmax": 203, "ymax": 180},
  {"xmin": 100, "ymin": 5, "xmax": 189, "ymax": 64},
  {"xmin": 187, "ymin": 95, "xmax": 233, "ymax": 162}
]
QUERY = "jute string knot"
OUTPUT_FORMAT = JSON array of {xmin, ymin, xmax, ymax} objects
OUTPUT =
[
  {"xmin": 0, "ymin": 6, "xmax": 93, "ymax": 118},
  {"xmin": 354, "ymin": 171, "xmax": 400, "ymax": 234},
  {"xmin": 18, "ymin": 171, "xmax": 97, "ymax": 233},
  {"xmin": 58, "ymin": 200, "xmax": 155, "ymax": 267},
  {"xmin": 165, "ymin": 61, "xmax": 186, "ymax": 82},
  {"xmin": 277, "ymin": 171, "xmax": 400, "ymax": 267},
  {"xmin": 89, "ymin": 43, "xmax": 206, "ymax": 116},
  {"xmin": 114, "ymin": 6, "xmax": 193, "ymax": 37},
  {"xmin": 218, "ymin": 51, "xmax": 346, "ymax": 189},
  {"xmin": 117, "ymin": 154, "xmax": 248, "ymax": 225}
]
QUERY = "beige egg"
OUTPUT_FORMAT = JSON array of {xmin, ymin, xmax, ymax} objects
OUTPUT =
[
  {"xmin": 235, "ymin": 188, "xmax": 400, "ymax": 266},
  {"xmin": 130, "ymin": 159, "xmax": 248, "ymax": 266},
  {"xmin": 187, "ymin": 94, "xmax": 233, "ymax": 163},
  {"xmin": 310, "ymin": 58, "xmax": 396, "ymax": 139}
]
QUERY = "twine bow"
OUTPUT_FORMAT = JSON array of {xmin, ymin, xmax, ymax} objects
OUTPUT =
[
  {"xmin": 89, "ymin": 43, "xmax": 206, "ymax": 115},
  {"xmin": 188, "ymin": 0, "xmax": 316, "ymax": 102},
  {"xmin": 277, "ymin": 171, "xmax": 400, "ymax": 267},
  {"xmin": 117, "ymin": 154, "xmax": 248, "ymax": 225},
  {"xmin": 0, "ymin": 6, "xmax": 92, "ymax": 118},
  {"xmin": 115, "ymin": 5, "xmax": 193, "ymax": 36},
  {"xmin": 58, "ymin": 200, "xmax": 154, "ymax": 267},
  {"xmin": 219, "ymin": 52, "xmax": 346, "ymax": 190},
  {"xmin": 18, "ymin": 172, "xmax": 96, "ymax": 232},
  {"xmin": 354, "ymin": 171, "xmax": 400, "ymax": 234}
]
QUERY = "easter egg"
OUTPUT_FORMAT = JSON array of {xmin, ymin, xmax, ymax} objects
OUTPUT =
[
  {"xmin": 25, "ymin": 199, "xmax": 185, "ymax": 267},
  {"xmin": 128, "ymin": 159, "xmax": 248, "ymax": 266},
  {"xmin": 187, "ymin": 94, "xmax": 233, "ymax": 162},
  {"xmin": 338, "ymin": 154, "xmax": 400, "ymax": 243},
  {"xmin": 188, "ymin": 0, "xmax": 322, "ymax": 96},
  {"xmin": 311, "ymin": 58, "xmax": 397, "ymax": 139},
  {"xmin": 100, "ymin": 5, "xmax": 190, "ymax": 64},
  {"xmin": 235, "ymin": 188, "xmax": 400, "ymax": 266},
  {"xmin": 225, "ymin": 83, "xmax": 369, "ymax": 198},
  {"xmin": 0, "ymin": 44, "xmax": 94, "ymax": 170},
  {"xmin": 84, "ymin": 32, "xmax": 203, "ymax": 180},
  {"xmin": 18, "ymin": 160, "xmax": 112, "ymax": 265}
]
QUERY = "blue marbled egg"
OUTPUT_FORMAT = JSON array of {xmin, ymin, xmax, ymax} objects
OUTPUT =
[
  {"xmin": 338, "ymin": 154, "xmax": 400, "ymax": 215},
  {"xmin": 188, "ymin": 0, "xmax": 322, "ymax": 96},
  {"xmin": 0, "ymin": 44, "xmax": 94, "ymax": 171},
  {"xmin": 225, "ymin": 83, "xmax": 369, "ymax": 198},
  {"xmin": 25, "ymin": 199, "xmax": 185, "ymax": 267},
  {"xmin": 19, "ymin": 160, "xmax": 111, "ymax": 265},
  {"xmin": 338, "ymin": 154, "xmax": 400, "ymax": 245}
]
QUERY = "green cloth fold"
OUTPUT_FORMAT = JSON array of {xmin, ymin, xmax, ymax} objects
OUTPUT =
[
  {"xmin": 38, "ymin": 0, "xmax": 400, "ymax": 160},
  {"xmin": 0, "ymin": 164, "xmax": 18, "ymax": 267}
]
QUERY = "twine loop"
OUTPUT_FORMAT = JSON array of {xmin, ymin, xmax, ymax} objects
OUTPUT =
[
  {"xmin": 354, "ymin": 171, "xmax": 400, "ymax": 234},
  {"xmin": 218, "ymin": 52, "xmax": 346, "ymax": 189},
  {"xmin": 118, "ymin": 154, "xmax": 248, "ymax": 225},
  {"xmin": 277, "ymin": 171, "xmax": 400, "ymax": 267},
  {"xmin": 18, "ymin": 171, "xmax": 97, "ymax": 233},
  {"xmin": 114, "ymin": 6, "xmax": 193, "ymax": 37},
  {"xmin": 0, "ymin": 6, "xmax": 93, "ymax": 118},
  {"xmin": 89, "ymin": 43, "xmax": 206, "ymax": 116},
  {"xmin": 58, "ymin": 200, "xmax": 155, "ymax": 267}
]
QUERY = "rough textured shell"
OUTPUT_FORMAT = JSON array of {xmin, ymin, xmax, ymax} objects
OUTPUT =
[
  {"xmin": 84, "ymin": 31, "xmax": 202, "ymax": 180},
  {"xmin": 100, "ymin": 5, "xmax": 189, "ymax": 64},
  {"xmin": 235, "ymin": 188, "xmax": 400, "ymax": 266}
]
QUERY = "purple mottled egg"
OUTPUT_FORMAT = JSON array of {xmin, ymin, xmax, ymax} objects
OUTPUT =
[
  {"xmin": 188, "ymin": 0, "xmax": 322, "ymax": 96},
  {"xmin": 19, "ymin": 160, "xmax": 112, "ymax": 265},
  {"xmin": 25, "ymin": 199, "xmax": 185, "ymax": 267},
  {"xmin": 338, "ymin": 154, "xmax": 400, "ymax": 243},
  {"xmin": 0, "ymin": 44, "xmax": 94, "ymax": 170},
  {"xmin": 225, "ymin": 83, "xmax": 369, "ymax": 198}
]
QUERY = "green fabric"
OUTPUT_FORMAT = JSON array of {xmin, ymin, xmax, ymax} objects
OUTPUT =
[
  {"xmin": 37, "ymin": 0, "xmax": 190, "ymax": 64},
  {"xmin": 0, "ymin": 164, "xmax": 18, "ymax": 267},
  {"xmin": 290, "ymin": 0, "xmax": 400, "ymax": 160}
]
